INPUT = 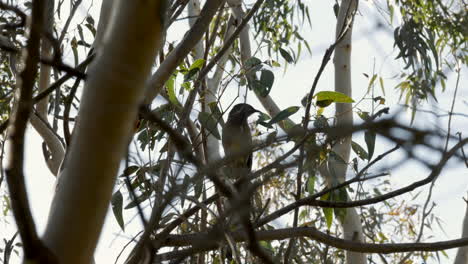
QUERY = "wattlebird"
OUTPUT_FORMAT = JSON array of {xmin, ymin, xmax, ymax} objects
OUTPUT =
[
  {"xmin": 221, "ymin": 103, "xmax": 259, "ymax": 261},
  {"xmin": 222, "ymin": 103, "xmax": 259, "ymax": 185}
]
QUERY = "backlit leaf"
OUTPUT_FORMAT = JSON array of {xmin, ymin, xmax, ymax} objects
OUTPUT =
[
  {"xmin": 352, "ymin": 141, "xmax": 369, "ymax": 160},
  {"xmin": 279, "ymin": 47, "xmax": 294, "ymax": 63},
  {"xmin": 314, "ymin": 91, "xmax": 354, "ymax": 108},
  {"xmin": 267, "ymin": 106, "xmax": 299, "ymax": 125},
  {"xmin": 365, "ymin": 131, "xmax": 376, "ymax": 160},
  {"xmin": 198, "ymin": 112, "xmax": 220, "ymax": 140},
  {"xmin": 111, "ymin": 191, "xmax": 124, "ymax": 231}
]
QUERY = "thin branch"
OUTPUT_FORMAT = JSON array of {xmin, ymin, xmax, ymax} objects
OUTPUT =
[
  {"xmin": 195, "ymin": 0, "xmax": 265, "ymax": 84},
  {"xmin": 155, "ymin": 226, "xmax": 468, "ymax": 260},
  {"xmin": 256, "ymin": 138, "xmax": 467, "ymax": 226},
  {"xmin": 63, "ymin": 76, "xmax": 82, "ymax": 145},
  {"xmin": 0, "ymin": 1, "xmax": 27, "ymax": 28},
  {"xmin": 0, "ymin": 54, "xmax": 94, "ymax": 135},
  {"xmin": 145, "ymin": 0, "xmax": 226, "ymax": 104},
  {"xmin": 4, "ymin": 0, "xmax": 57, "ymax": 262},
  {"xmin": 0, "ymin": 43, "xmax": 87, "ymax": 79},
  {"xmin": 57, "ymin": 0, "xmax": 84, "ymax": 44}
]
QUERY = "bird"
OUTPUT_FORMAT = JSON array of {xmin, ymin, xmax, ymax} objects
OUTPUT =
[
  {"xmin": 222, "ymin": 103, "xmax": 259, "ymax": 185},
  {"xmin": 221, "ymin": 103, "xmax": 259, "ymax": 261}
]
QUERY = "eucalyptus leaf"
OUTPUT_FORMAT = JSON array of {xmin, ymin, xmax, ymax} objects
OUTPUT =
[
  {"xmin": 251, "ymin": 69, "xmax": 275, "ymax": 97},
  {"xmin": 111, "ymin": 191, "xmax": 124, "ymax": 231},
  {"xmin": 124, "ymin": 191, "xmax": 152, "ymax": 209},
  {"xmin": 321, "ymin": 193, "xmax": 333, "ymax": 229},
  {"xmin": 198, "ymin": 112, "xmax": 221, "ymax": 140},
  {"xmin": 351, "ymin": 141, "xmax": 369, "ymax": 160},
  {"xmin": 333, "ymin": 189, "xmax": 348, "ymax": 222},
  {"xmin": 365, "ymin": 131, "xmax": 376, "ymax": 160},
  {"xmin": 306, "ymin": 175, "xmax": 315, "ymax": 194},
  {"xmin": 314, "ymin": 91, "xmax": 354, "ymax": 108},
  {"xmin": 166, "ymin": 74, "xmax": 181, "ymax": 107},
  {"xmin": 267, "ymin": 106, "xmax": 299, "ymax": 125},
  {"xmin": 259, "ymin": 69, "xmax": 274, "ymax": 97},
  {"xmin": 183, "ymin": 68, "xmax": 200, "ymax": 82},
  {"xmin": 279, "ymin": 47, "xmax": 294, "ymax": 63},
  {"xmin": 189, "ymin": 58, "xmax": 205, "ymax": 70}
]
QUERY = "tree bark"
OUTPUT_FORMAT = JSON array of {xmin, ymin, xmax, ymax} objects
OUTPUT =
[{"xmin": 330, "ymin": 0, "xmax": 366, "ymax": 263}]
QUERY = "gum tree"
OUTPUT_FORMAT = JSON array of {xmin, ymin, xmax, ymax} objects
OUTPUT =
[{"xmin": 0, "ymin": 0, "xmax": 466, "ymax": 263}]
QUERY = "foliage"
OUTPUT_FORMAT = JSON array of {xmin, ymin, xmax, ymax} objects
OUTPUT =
[{"xmin": 0, "ymin": 0, "xmax": 466, "ymax": 263}]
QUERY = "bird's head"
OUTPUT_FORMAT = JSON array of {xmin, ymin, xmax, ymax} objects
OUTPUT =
[{"xmin": 227, "ymin": 103, "xmax": 259, "ymax": 123}]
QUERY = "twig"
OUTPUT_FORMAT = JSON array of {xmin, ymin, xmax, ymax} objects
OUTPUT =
[
  {"xmin": 196, "ymin": 0, "xmax": 265, "ymax": 84},
  {"xmin": 0, "ymin": 2, "xmax": 27, "ymax": 28},
  {"xmin": 63, "ymin": 76, "xmax": 82, "ymax": 145},
  {"xmin": 155, "ymin": 225, "xmax": 468, "ymax": 260},
  {"xmin": 256, "ymin": 138, "xmax": 467, "ymax": 226},
  {"xmin": 0, "ymin": 54, "xmax": 94, "ymax": 135},
  {"xmin": 4, "ymin": 0, "xmax": 57, "ymax": 262},
  {"xmin": 0, "ymin": 43, "xmax": 87, "ymax": 79}
]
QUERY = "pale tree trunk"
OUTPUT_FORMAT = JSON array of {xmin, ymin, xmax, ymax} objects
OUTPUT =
[
  {"xmin": 29, "ymin": 0, "xmax": 65, "ymax": 175},
  {"xmin": 188, "ymin": 0, "xmax": 221, "ymax": 162},
  {"xmin": 42, "ymin": 1, "xmax": 167, "ymax": 263},
  {"xmin": 144, "ymin": 0, "xmax": 225, "ymax": 104},
  {"xmin": 454, "ymin": 200, "xmax": 468, "ymax": 264},
  {"xmin": 330, "ymin": 0, "xmax": 366, "ymax": 263},
  {"xmin": 226, "ymin": 0, "xmax": 293, "ymax": 128},
  {"xmin": 93, "ymin": 0, "xmax": 114, "ymax": 51}
]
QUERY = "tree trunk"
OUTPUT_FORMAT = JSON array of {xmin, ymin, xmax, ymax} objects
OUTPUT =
[
  {"xmin": 331, "ymin": 0, "xmax": 366, "ymax": 263},
  {"xmin": 42, "ymin": 1, "xmax": 167, "ymax": 263},
  {"xmin": 454, "ymin": 201, "xmax": 468, "ymax": 264}
]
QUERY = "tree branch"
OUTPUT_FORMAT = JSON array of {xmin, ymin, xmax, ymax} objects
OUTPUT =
[{"xmin": 5, "ymin": 0, "xmax": 57, "ymax": 262}]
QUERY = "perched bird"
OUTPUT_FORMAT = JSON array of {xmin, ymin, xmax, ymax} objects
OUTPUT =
[
  {"xmin": 221, "ymin": 103, "xmax": 259, "ymax": 261},
  {"xmin": 222, "ymin": 103, "xmax": 259, "ymax": 183}
]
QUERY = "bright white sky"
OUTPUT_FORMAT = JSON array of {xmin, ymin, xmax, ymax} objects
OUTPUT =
[{"xmin": 1, "ymin": 1, "xmax": 467, "ymax": 263}]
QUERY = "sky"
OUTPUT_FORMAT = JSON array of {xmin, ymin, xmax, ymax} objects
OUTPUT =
[{"xmin": 1, "ymin": 0, "xmax": 467, "ymax": 263}]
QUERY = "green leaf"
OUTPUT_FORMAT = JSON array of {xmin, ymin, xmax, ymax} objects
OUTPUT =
[
  {"xmin": 257, "ymin": 112, "xmax": 273, "ymax": 129},
  {"xmin": 260, "ymin": 69, "xmax": 274, "ymax": 96},
  {"xmin": 183, "ymin": 68, "xmax": 200, "ymax": 82},
  {"xmin": 124, "ymin": 165, "xmax": 139, "ymax": 176},
  {"xmin": 279, "ymin": 47, "xmax": 294, "ymax": 63},
  {"xmin": 316, "ymin": 99, "xmax": 334, "ymax": 108},
  {"xmin": 85, "ymin": 16, "xmax": 95, "ymax": 25},
  {"xmin": 321, "ymin": 193, "xmax": 333, "ymax": 229},
  {"xmin": 189, "ymin": 58, "xmax": 205, "ymax": 70},
  {"xmin": 111, "ymin": 191, "xmax": 124, "ymax": 231},
  {"xmin": 351, "ymin": 141, "xmax": 369, "ymax": 160},
  {"xmin": 267, "ymin": 106, "xmax": 299, "ymax": 125},
  {"xmin": 367, "ymin": 74, "xmax": 377, "ymax": 92},
  {"xmin": 271, "ymin": 60, "xmax": 281, "ymax": 67},
  {"xmin": 333, "ymin": 189, "xmax": 348, "ymax": 222},
  {"xmin": 314, "ymin": 91, "xmax": 354, "ymax": 108},
  {"xmin": 329, "ymin": 151, "xmax": 347, "ymax": 165},
  {"xmin": 379, "ymin": 76, "xmax": 386, "ymax": 96},
  {"xmin": 166, "ymin": 74, "xmax": 181, "ymax": 107},
  {"xmin": 252, "ymin": 69, "xmax": 274, "ymax": 97},
  {"xmin": 364, "ymin": 131, "xmax": 376, "ymax": 160},
  {"xmin": 208, "ymin": 102, "xmax": 224, "ymax": 125},
  {"xmin": 194, "ymin": 178, "xmax": 203, "ymax": 199},
  {"xmin": 245, "ymin": 57, "xmax": 263, "ymax": 73},
  {"xmin": 259, "ymin": 241, "xmax": 274, "ymax": 252},
  {"xmin": 181, "ymin": 81, "xmax": 191, "ymax": 91},
  {"xmin": 198, "ymin": 112, "xmax": 220, "ymax": 140},
  {"xmin": 124, "ymin": 191, "xmax": 152, "ymax": 209},
  {"xmin": 306, "ymin": 175, "xmax": 315, "ymax": 194},
  {"xmin": 357, "ymin": 111, "xmax": 371, "ymax": 121},
  {"xmin": 137, "ymin": 130, "xmax": 149, "ymax": 151}
]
